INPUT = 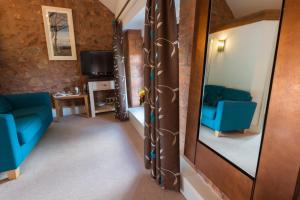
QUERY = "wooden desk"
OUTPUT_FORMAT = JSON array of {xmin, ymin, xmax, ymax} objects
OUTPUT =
[{"xmin": 53, "ymin": 94, "xmax": 90, "ymax": 120}]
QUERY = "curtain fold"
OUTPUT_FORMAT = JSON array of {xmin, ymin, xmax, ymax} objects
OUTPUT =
[
  {"xmin": 112, "ymin": 20, "xmax": 129, "ymax": 121},
  {"xmin": 144, "ymin": 0, "xmax": 180, "ymax": 191}
]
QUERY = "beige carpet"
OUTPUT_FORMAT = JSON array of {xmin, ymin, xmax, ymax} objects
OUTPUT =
[{"xmin": 0, "ymin": 114, "xmax": 185, "ymax": 200}]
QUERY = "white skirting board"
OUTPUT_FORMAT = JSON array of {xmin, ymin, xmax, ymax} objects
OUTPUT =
[
  {"xmin": 128, "ymin": 111, "xmax": 144, "ymax": 139},
  {"xmin": 128, "ymin": 108, "xmax": 219, "ymax": 200}
]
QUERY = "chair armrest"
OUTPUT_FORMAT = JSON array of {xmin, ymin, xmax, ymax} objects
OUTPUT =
[
  {"xmin": 0, "ymin": 114, "xmax": 22, "ymax": 172},
  {"xmin": 5, "ymin": 92, "xmax": 52, "ymax": 109},
  {"xmin": 214, "ymin": 100, "xmax": 257, "ymax": 131}
]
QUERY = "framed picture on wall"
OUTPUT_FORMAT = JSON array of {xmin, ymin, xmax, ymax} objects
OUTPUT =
[{"xmin": 42, "ymin": 6, "xmax": 77, "ymax": 60}]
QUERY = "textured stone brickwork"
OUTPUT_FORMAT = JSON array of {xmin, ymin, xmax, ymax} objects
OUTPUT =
[
  {"xmin": 0, "ymin": 0, "xmax": 114, "ymax": 94},
  {"xmin": 210, "ymin": 0, "xmax": 234, "ymax": 30},
  {"xmin": 179, "ymin": 0, "xmax": 197, "ymax": 147},
  {"xmin": 179, "ymin": 0, "xmax": 234, "ymax": 146},
  {"xmin": 124, "ymin": 30, "xmax": 144, "ymax": 108},
  {"xmin": 179, "ymin": 0, "xmax": 233, "ymax": 199}
]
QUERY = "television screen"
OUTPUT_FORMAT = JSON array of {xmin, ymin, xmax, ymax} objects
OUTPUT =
[{"xmin": 80, "ymin": 51, "xmax": 114, "ymax": 77}]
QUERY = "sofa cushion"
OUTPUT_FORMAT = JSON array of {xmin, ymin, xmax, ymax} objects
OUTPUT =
[
  {"xmin": 205, "ymin": 93, "xmax": 222, "ymax": 107},
  {"xmin": 222, "ymin": 88, "xmax": 252, "ymax": 101},
  {"xmin": 12, "ymin": 106, "xmax": 49, "ymax": 123},
  {"xmin": 204, "ymin": 85, "xmax": 224, "ymax": 106},
  {"xmin": 202, "ymin": 105, "xmax": 217, "ymax": 120},
  {"xmin": 15, "ymin": 115, "xmax": 42, "ymax": 145},
  {"xmin": 0, "ymin": 96, "xmax": 13, "ymax": 114}
]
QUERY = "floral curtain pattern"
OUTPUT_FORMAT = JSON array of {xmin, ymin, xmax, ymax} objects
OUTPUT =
[
  {"xmin": 112, "ymin": 20, "xmax": 129, "ymax": 121},
  {"xmin": 144, "ymin": 0, "xmax": 180, "ymax": 191}
]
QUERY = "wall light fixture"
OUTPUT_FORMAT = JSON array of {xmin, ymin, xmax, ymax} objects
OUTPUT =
[{"xmin": 217, "ymin": 40, "xmax": 226, "ymax": 52}]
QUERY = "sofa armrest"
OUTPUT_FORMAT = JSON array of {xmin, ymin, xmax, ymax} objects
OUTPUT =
[
  {"xmin": 214, "ymin": 100, "xmax": 257, "ymax": 131},
  {"xmin": 5, "ymin": 92, "xmax": 52, "ymax": 110},
  {"xmin": 0, "ymin": 114, "xmax": 22, "ymax": 172}
]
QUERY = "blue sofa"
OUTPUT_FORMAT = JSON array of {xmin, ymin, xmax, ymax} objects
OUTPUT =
[
  {"xmin": 201, "ymin": 85, "xmax": 257, "ymax": 135},
  {"xmin": 0, "ymin": 92, "xmax": 53, "ymax": 178}
]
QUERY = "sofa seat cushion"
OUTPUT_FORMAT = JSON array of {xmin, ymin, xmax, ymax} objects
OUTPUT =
[
  {"xmin": 12, "ymin": 106, "xmax": 49, "ymax": 123},
  {"xmin": 202, "ymin": 106, "xmax": 217, "ymax": 120},
  {"xmin": 0, "ymin": 96, "xmax": 13, "ymax": 114},
  {"xmin": 15, "ymin": 115, "xmax": 42, "ymax": 145}
]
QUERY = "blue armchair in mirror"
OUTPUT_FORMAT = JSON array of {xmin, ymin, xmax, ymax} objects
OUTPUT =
[{"xmin": 200, "ymin": 85, "xmax": 257, "ymax": 137}]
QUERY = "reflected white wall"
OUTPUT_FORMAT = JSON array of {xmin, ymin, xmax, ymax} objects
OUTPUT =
[{"xmin": 206, "ymin": 21, "xmax": 279, "ymax": 132}]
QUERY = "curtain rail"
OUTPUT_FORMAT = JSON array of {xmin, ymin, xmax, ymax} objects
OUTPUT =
[{"xmin": 116, "ymin": 0, "xmax": 132, "ymax": 21}]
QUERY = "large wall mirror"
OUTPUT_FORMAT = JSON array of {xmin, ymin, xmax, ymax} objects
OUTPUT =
[{"xmin": 198, "ymin": 0, "xmax": 284, "ymax": 178}]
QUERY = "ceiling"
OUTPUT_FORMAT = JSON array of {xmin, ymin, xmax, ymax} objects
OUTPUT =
[
  {"xmin": 98, "ymin": 0, "xmax": 119, "ymax": 14},
  {"xmin": 98, "ymin": 0, "xmax": 282, "ymax": 30},
  {"xmin": 225, "ymin": 0, "xmax": 283, "ymax": 18},
  {"xmin": 123, "ymin": 0, "xmax": 180, "ymax": 30},
  {"xmin": 124, "ymin": 8, "xmax": 145, "ymax": 30},
  {"xmin": 99, "ymin": 0, "xmax": 283, "ymax": 20},
  {"xmin": 99, "ymin": 0, "xmax": 180, "ymax": 16},
  {"xmin": 99, "ymin": 0, "xmax": 180, "ymax": 30}
]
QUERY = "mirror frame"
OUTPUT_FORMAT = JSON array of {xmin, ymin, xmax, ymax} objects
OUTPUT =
[
  {"xmin": 184, "ymin": 0, "xmax": 286, "ymax": 179},
  {"xmin": 197, "ymin": 0, "xmax": 284, "ymax": 179}
]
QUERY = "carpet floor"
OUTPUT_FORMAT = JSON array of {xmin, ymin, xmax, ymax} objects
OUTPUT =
[{"xmin": 0, "ymin": 114, "xmax": 185, "ymax": 200}]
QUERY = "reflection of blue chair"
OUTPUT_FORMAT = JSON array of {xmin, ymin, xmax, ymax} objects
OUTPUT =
[{"xmin": 201, "ymin": 85, "xmax": 257, "ymax": 136}]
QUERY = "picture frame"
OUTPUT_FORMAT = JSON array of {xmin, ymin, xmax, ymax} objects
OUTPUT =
[{"xmin": 42, "ymin": 6, "xmax": 77, "ymax": 60}]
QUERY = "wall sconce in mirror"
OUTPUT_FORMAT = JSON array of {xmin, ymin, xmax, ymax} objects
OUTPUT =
[{"xmin": 217, "ymin": 40, "xmax": 226, "ymax": 52}]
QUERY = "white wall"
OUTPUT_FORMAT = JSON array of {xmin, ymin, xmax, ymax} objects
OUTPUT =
[{"xmin": 206, "ymin": 21, "xmax": 279, "ymax": 132}]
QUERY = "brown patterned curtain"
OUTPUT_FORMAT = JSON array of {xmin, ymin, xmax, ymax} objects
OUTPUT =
[
  {"xmin": 112, "ymin": 20, "xmax": 129, "ymax": 121},
  {"xmin": 144, "ymin": 0, "xmax": 180, "ymax": 191}
]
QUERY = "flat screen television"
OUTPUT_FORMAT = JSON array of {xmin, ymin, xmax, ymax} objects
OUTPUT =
[{"xmin": 80, "ymin": 50, "xmax": 114, "ymax": 78}]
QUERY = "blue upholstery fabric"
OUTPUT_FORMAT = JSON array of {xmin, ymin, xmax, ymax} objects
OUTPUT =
[
  {"xmin": 0, "ymin": 92, "xmax": 53, "ymax": 172},
  {"xmin": 13, "ymin": 106, "xmax": 50, "ymax": 123},
  {"xmin": 0, "ymin": 114, "xmax": 22, "ymax": 171},
  {"xmin": 222, "ymin": 88, "xmax": 252, "ymax": 101},
  {"xmin": 201, "ymin": 85, "xmax": 257, "ymax": 133},
  {"xmin": 203, "ymin": 85, "xmax": 224, "ymax": 106},
  {"xmin": 201, "ymin": 106, "xmax": 216, "ymax": 120},
  {"xmin": 205, "ymin": 93, "xmax": 221, "ymax": 107},
  {"xmin": 204, "ymin": 85, "xmax": 225, "ymax": 96},
  {"xmin": 15, "ymin": 115, "xmax": 42, "ymax": 145},
  {"xmin": 0, "ymin": 96, "xmax": 13, "ymax": 114}
]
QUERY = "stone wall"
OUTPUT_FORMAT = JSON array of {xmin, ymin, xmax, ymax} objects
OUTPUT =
[
  {"xmin": 210, "ymin": 0, "xmax": 234, "ymax": 30},
  {"xmin": 178, "ymin": 0, "xmax": 234, "ymax": 198},
  {"xmin": 179, "ymin": 0, "xmax": 234, "ymax": 147},
  {"xmin": 178, "ymin": 0, "xmax": 197, "ymax": 148},
  {"xmin": 0, "ymin": 0, "xmax": 114, "ymax": 94}
]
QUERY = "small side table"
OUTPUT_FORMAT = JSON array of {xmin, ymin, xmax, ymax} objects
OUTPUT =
[{"xmin": 53, "ymin": 94, "xmax": 90, "ymax": 121}]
